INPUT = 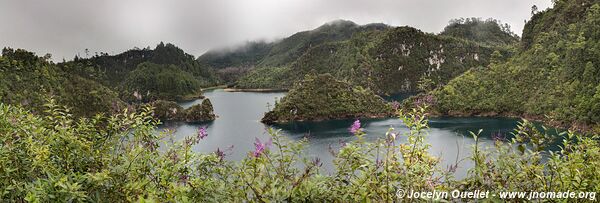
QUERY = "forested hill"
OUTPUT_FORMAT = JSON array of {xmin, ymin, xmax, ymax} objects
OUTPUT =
[
  {"xmin": 62, "ymin": 43, "xmax": 221, "ymax": 101},
  {"xmin": 257, "ymin": 20, "xmax": 390, "ymax": 67},
  {"xmin": 231, "ymin": 19, "xmax": 517, "ymax": 94},
  {"xmin": 440, "ymin": 17, "xmax": 519, "ymax": 46},
  {"xmin": 0, "ymin": 48, "xmax": 124, "ymax": 117},
  {"xmin": 429, "ymin": 0, "xmax": 600, "ymax": 133},
  {"xmin": 0, "ymin": 18, "xmax": 522, "ymax": 118},
  {"xmin": 197, "ymin": 20, "xmax": 389, "ymax": 83},
  {"xmin": 199, "ymin": 20, "xmax": 389, "ymax": 69},
  {"xmin": 197, "ymin": 41, "xmax": 273, "ymax": 70}
]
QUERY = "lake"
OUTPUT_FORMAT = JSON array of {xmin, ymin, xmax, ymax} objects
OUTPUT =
[{"xmin": 158, "ymin": 89, "xmax": 558, "ymax": 178}]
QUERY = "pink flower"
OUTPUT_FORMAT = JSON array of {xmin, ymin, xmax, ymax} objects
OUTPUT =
[
  {"xmin": 391, "ymin": 101, "xmax": 401, "ymax": 110},
  {"xmin": 179, "ymin": 174, "xmax": 189, "ymax": 184},
  {"xmin": 252, "ymin": 137, "xmax": 272, "ymax": 157},
  {"xmin": 215, "ymin": 148, "xmax": 225, "ymax": 161},
  {"xmin": 349, "ymin": 119, "xmax": 362, "ymax": 134},
  {"xmin": 215, "ymin": 145, "xmax": 233, "ymax": 161},
  {"xmin": 492, "ymin": 131, "xmax": 505, "ymax": 142},
  {"xmin": 415, "ymin": 94, "xmax": 435, "ymax": 107},
  {"xmin": 197, "ymin": 127, "xmax": 208, "ymax": 140}
]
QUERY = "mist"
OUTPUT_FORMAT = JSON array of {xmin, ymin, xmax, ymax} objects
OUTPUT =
[{"xmin": 0, "ymin": 0, "xmax": 552, "ymax": 61}]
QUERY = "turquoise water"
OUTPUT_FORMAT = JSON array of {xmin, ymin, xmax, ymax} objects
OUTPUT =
[{"xmin": 158, "ymin": 89, "xmax": 559, "ymax": 178}]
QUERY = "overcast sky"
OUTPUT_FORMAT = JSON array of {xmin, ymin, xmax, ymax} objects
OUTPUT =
[{"xmin": 0, "ymin": 0, "xmax": 552, "ymax": 61}]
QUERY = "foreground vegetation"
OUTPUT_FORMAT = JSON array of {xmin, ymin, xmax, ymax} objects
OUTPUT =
[{"xmin": 1, "ymin": 100, "xmax": 598, "ymax": 202}]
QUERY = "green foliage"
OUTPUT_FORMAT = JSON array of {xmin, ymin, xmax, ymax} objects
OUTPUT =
[
  {"xmin": 262, "ymin": 74, "xmax": 392, "ymax": 123},
  {"xmin": 464, "ymin": 121, "xmax": 600, "ymax": 201},
  {"xmin": 521, "ymin": 0, "xmax": 597, "ymax": 50},
  {"xmin": 183, "ymin": 99, "xmax": 216, "ymax": 123},
  {"xmin": 0, "ymin": 48, "xmax": 123, "ymax": 117},
  {"xmin": 272, "ymin": 40, "xmax": 369, "ymax": 90},
  {"xmin": 215, "ymin": 67, "xmax": 253, "ymax": 85},
  {"xmin": 417, "ymin": 75, "xmax": 435, "ymax": 92},
  {"xmin": 63, "ymin": 43, "xmax": 220, "ymax": 101},
  {"xmin": 0, "ymin": 101, "xmax": 160, "ymax": 201},
  {"xmin": 203, "ymin": 20, "xmax": 387, "ymax": 89},
  {"xmin": 234, "ymin": 66, "xmax": 292, "ymax": 89},
  {"xmin": 151, "ymin": 99, "xmax": 216, "ymax": 123},
  {"xmin": 441, "ymin": 17, "xmax": 519, "ymax": 46},
  {"xmin": 151, "ymin": 100, "xmax": 184, "ymax": 121},
  {"xmin": 197, "ymin": 20, "xmax": 386, "ymax": 71},
  {"xmin": 123, "ymin": 62, "xmax": 205, "ymax": 101},
  {"xmin": 432, "ymin": 0, "xmax": 600, "ymax": 132},
  {"xmin": 257, "ymin": 20, "xmax": 388, "ymax": 68},
  {"xmin": 367, "ymin": 27, "xmax": 502, "ymax": 94},
  {"xmin": 197, "ymin": 41, "xmax": 273, "ymax": 69},
  {"xmin": 1, "ymin": 101, "xmax": 598, "ymax": 202},
  {"xmin": 236, "ymin": 23, "xmax": 507, "ymax": 94},
  {"xmin": 198, "ymin": 21, "xmax": 387, "ymax": 85}
]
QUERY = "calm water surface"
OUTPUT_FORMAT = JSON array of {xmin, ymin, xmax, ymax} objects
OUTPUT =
[{"xmin": 158, "ymin": 89, "xmax": 558, "ymax": 178}]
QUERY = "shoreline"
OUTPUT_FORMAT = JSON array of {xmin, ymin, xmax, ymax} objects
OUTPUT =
[
  {"xmin": 264, "ymin": 108, "xmax": 596, "ymax": 134},
  {"xmin": 201, "ymin": 85, "xmax": 228, "ymax": 92},
  {"xmin": 403, "ymin": 94, "xmax": 597, "ymax": 134},
  {"xmin": 261, "ymin": 112, "xmax": 395, "ymax": 125},
  {"xmin": 177, "ymin": 85, "xmax": 228, "ymax": 101},
  {"xmin": 427, "ymin": 110, "xmax": 597, "ymax": 134},
  {"xmin": 223, "ymin": 88, "xmax": 288, "ymax": 93}
]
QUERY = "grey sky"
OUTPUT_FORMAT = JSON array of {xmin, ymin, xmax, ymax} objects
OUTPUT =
[{"xmin": 0, "ymin": 0, "xmax": 551, "ymax": 61}]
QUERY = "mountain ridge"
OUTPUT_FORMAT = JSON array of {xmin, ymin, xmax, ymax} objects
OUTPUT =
[{"xmin": 230, "ymin": 19, "xmax": 516, "ymax": 94}]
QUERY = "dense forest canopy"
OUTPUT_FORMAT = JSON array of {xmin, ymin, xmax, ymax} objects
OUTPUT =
[
  {"xmin": 233, "ymin": 22, "xmax": 514, "ymax": 94},
  {"xmin": 198, "ymin": 41, "xmax": 273, "ymax": 70},
  {"xmin": 0, "ymin": 42, "xmax": 222, "ymax": 117},
  {"xmin": 152, "ymin": 98, "xmax": 216, "ymax": 122},
  {"xmin": 262, "ymin": 74, "xmax": 393, "ymax": 123},
  {"xmin": 0, "ymin": 48, "xmax": 124, "ymax": 117},
  {"xmin": 122, "ymin": 62, "xmax": 205, "ymax": 101},
  {"xmin": 441, "ymin": 17, "xmax": 519, "ymax": 46},
  {"xmin": 427, "ymin": 0, "xmax": 600, "ymax": 133},
  {"xmin": 63, "ymin": 43, "xmax": 221, "ymax": 102},
  {"xmin": 196, "ymin": 20, "xmax": 390, "ymax": 85}
]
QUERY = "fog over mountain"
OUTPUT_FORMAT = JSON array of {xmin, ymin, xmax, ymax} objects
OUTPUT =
[{"xmin": 0, "ymin": 0, "xmax": 551, "ymax": 61}]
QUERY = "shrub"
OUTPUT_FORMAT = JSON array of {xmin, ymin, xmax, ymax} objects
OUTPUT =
[{"xmin": 0, "ymin": 100, "xmax": 598, "ymax": 202}]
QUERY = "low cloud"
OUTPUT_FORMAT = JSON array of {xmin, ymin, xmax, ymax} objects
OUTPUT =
[{"xmin": 0, "ymin": 0, "xmax": 551, "ymax": 61}]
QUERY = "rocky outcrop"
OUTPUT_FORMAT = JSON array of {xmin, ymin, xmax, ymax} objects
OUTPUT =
[
  {"xmin": 183, "ymin": 99, "xmax": 216, "ymax": 123},
  {"xmin": 152, "ymin": 100, "xmax": 184, "ymax": 121},
  {"xmin": 152, "ymin": 99, "xmax": 216, "ymax": 123}
]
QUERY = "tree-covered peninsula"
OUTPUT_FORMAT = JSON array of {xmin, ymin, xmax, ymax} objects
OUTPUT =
[{"xmin": 261, "ymin": 74, "xmax": 393, "ymax": 123}]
